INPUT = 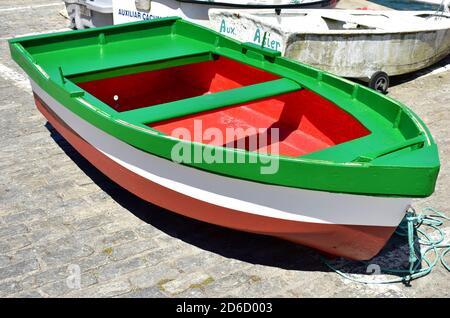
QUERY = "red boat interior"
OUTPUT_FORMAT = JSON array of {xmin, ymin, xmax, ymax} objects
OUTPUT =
[
  {"xmin": 77, "ymin": 56, "xmax": 370, "ymax": 157},
  {"xmin": 78, "ymin": 57, "xmax": 279, "ymax": 111},
  {"xmin": 151, "ymin": 91, "xmax": 370, "ymax": 157}
]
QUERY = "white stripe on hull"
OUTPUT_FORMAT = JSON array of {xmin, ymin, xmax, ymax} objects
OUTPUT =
[{"xmin": 31, "ymin": 80, "xmax": 411, "ymax": 227}]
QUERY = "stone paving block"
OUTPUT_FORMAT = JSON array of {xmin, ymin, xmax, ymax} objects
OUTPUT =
[
  {"xmin": 151, "ymin": 232, "xmax": 193, "ymax": 248},
  {"xmin": 38, "ymin": 272, "xmax": 97, "ymax": 297},
  {"xmin": 143, "ymin": 245, "xmax": 191, "ymax": 267},
  {"xmin": 28, "ymin": 215, "xmax": 73, "ymax": 229},
  {"xmin": 0, "ymin": 223, "xmax": 28, "ymax": 238},
  {"xmin": 174, "ymin": 287, "xmax": 208, "ymax": 298},
  {"xmin": 225, "ymin": 275, "xmax": 289, "ymax": 298},
  {"xmin": 0, "ymin": 258, "xmax": 39, "ymax": 281},
  {"xmin": 71, "ymin": 214, "xmax": 114, "ymax": 232},
  {"xmin": 67, "ymin": 227, "xmax": 105, "ymax": 247},
  {"xmin": 121, "ymin": 286, "xmax": 166, "ymax": 298},
  {"xmin": 68, "ymin": 279, "xmax": 132, "ymax": 298},
  {"xmin": 20, "ymin": 262, "xmax": 99, "ymax": 290},
  {"xmin": 100, "ymin": 230, "xmax": 138, "ymax": 247},
  {"xmin": 109, "ymin": 239, "xmax": 159, "ymax": 261},
  {"xmin": 8, "ymin": 290, "xmax": 43, "ymax": 298},
  {"xmin": 0, "ymin": 235, "xmax": 31, "ymax": 253},
  {"xmin": 0, "ymin": 280, "xmax": 22, "ymax": 297},
  {"xmin": 2, "ymin": 208, "xmax": 46, "ymax": 225},
  {"xmin": 287, "ymin": 273, "xmax": 346, "ymax": 298},
  {"xmin": 0, "ymin": 255, "xmax": 10, "ymax": 268},
  {"xmin": 75, "ymin": 253, "xmax": 111, "ymax": 273},
  {"xmin": 169, "ymin": 251, "xmax": 223, "ymax": 274},
  {"xmin": 161, "ymin": 273, "xmax": 214, "ymax": 295},
  {"xmin": 95, "ymin": 256, "xmax": 148, "ymax": 282},
  {"xmin": 101, "ymin": 220, "xmax": 142, "ymax": 234},
  {"xmin": 128, "ymin": 266, "xmax": 180, "ymax": 290},
  {"xmin": 71, "ymin": 228, "xmax": 140, "ymax": 254},
  {"xmin": 134, "ymin": 224, "xmax": 161, "ymax": 239},
  {"xmin": 84, "ymin": 190, "xmax": 115, "ymax": 205},
  {"xmin": 57, "ymin": 184, "xmax": 103, "ymax": 202},
  {"xmin": 1, "ymin": 247, "xmax": 39, "ymax": 270},
  {"xmin": 203, "ymin": 258, "xmax": 252, "ymax": 280},
  {"xmin": 39, "ymin": 240, "xmax": 94, "ymax": 266},
  {"xmin": 21, "ymin": 265, "xmax": 71, "ymax": 289},
  {"xmin": 28, "ymin": 225, "xmax": 72, "ymax": 245},
  {"xmin": 202, "ymin": 271, "xmax": 255, "ymax": 297}
]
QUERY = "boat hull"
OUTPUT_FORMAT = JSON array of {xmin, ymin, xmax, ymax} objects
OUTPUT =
[
  {"xmin": 31, "ymin": 79, "xmax": 411, "ymax": 260},
  {"xmin": 209, "ymin": 10, "xmax": 450, "ymax": 78},
  {"xmin": 284, "ymin": 29, "xmax": 450, "ymax": 79}
]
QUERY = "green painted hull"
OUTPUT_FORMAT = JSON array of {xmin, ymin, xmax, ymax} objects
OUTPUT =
[{"xmin": 9, "ymin": 17, "xmax": 440, "ymax": 197}]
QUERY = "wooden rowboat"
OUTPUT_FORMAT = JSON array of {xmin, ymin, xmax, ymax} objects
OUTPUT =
[{"xmin": 9, "ymin": 18, "xmax": 439, "ymax": 260}]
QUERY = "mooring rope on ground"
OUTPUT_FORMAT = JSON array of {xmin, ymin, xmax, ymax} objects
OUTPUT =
[{"xmin": 322, "ymin": 207, "xmax": 450, "ymax": 284}]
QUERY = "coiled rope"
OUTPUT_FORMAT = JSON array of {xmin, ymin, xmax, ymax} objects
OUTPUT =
[{"xmin": 322, "ymin": 207, "xmax": 450, "ymax": 284}]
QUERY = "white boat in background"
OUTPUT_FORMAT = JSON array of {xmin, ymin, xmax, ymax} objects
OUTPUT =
[
  {"xmin": 209, "ymin": 9, "xmax": 450, "ymax": 93},
  {"xmin": 63, "ymin": 0, "xmax": 338, "ymax": 29},
  {"xmin": 112, "ymin": 0, "xmax": 338, "ymax": 26}
]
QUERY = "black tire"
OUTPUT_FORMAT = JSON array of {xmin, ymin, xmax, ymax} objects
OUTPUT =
[
  {"xmin": 369, "ymin": 71, "xmax": 389, "ymax": 94},
  {"xmin": 70, "ymin": 18, "xmax": 77, "ymax": 30}
]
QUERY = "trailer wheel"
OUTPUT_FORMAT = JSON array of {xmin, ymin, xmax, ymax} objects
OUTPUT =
[
  {"xmin": 369, "ymin": 71, "xmax": 389, "ymax": 94},
  {"xmin": 70, "ymin": 18, "xmax": 77, "ymax": 30}
]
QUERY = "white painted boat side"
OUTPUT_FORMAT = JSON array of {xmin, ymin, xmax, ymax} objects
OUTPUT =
[
  {"xmin": 209, "ymin": 9, "xmax": 450, "ymax": 78},
  {"xmin": 31, "ymin": 79, "xmax": 411, "ymax": 227}
]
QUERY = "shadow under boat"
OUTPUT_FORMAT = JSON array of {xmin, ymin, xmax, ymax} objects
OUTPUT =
[
  {"xmin": 389, "ymin": 53, "xmax": 450, "ymax": 88},
  {"xmin": 350, "ymin": 54, "xmax": 450, "ymax": 93},
  {"xmin": 44, "ymin": 122, "xmax": 422, "ymax": 278}
]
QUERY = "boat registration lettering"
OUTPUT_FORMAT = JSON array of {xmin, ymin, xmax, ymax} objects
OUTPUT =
[
  {"xmin": 253, "ymin": 28, "xmax": 281, "ymax": 52},
  {"xmin": 219, "ymin": 19, "xmax": 236, "ymax": 36},
  {"xmin": 217, "ymin": 19, "xmax": 282, "ymax": 52},
  {"xmin": 117, "ymin": 8, "xmax": 161, "ymax": 21}
]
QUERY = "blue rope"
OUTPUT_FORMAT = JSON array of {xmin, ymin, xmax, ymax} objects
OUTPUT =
[{"xmin": 322, "ymin": 207, "xmax": 450, "ymax": 284}]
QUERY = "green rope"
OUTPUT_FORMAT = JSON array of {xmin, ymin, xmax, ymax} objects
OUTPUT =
[{"xmin": 322, "ymin": 207, "xmax": 450, "ymax": 284}]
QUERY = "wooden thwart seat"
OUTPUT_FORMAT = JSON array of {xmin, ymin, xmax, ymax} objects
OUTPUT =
[{"xmin": 118, "ymin": 78, "xmax": 302, "ymax": 124}]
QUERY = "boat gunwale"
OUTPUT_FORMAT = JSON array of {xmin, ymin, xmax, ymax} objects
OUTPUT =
[{"xmin": 68, "ymin": 51, "xmax": 217, "ymax": 83}]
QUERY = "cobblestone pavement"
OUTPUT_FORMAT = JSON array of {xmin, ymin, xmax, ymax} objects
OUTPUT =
[{"xmin": 0, "ymin": 0, "xmax": 449, "ymax": 298}]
